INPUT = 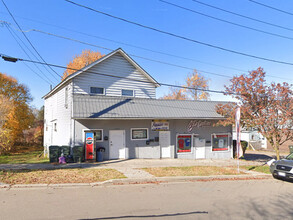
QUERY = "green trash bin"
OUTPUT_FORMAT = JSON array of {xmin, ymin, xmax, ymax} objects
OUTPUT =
[
  {"xmin": 49, "ymin": 146, "xmax": 60, "ymax": 163},
  {"xmin": 289, "ymin": 145, "xmax": 293, "ymax": 154},
  {"xmin": 60, "ymin": 146, "xmax": 71, "ymax": 157},
  {"xmin": 73, "ymin": 145, "xmax": 85, "ymax": 163}
]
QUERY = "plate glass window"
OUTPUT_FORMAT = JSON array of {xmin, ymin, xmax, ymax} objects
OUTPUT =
[
  {"xmin": 90, "ymin": 87, "xmax": 104, "ymax": 95},
  {"xmin": 95, "ymin": 130, "xmax": 103, "ymax": 141},
  {"xmin": 122, "ymin": 89, "xmax": 134, "ymax": 97},
  {"xmin": 212, "ymin": 134, "xmax": 229, "ymax": 151},
  {"xmin": 177, "ymin": 135, "xmax": 192, "ymax": 153},
  {"xmin": 131, "ymin": 128, "xmax": 148, "ymax": 140}
]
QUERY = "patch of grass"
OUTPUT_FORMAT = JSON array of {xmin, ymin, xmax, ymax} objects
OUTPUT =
[
  {"xmin": 0, "ymin": 150, "xmax": 49, "ymax": 164},
  {"xmin": 242, "ymin": 165, "xmax": 271, "ymax": 174},
  {"xmin": 0, "ymin": 168, "xmax": 126, "ymax": 184},
  {"xmin": 142, "ymin": 166, "xmax": 245, "ymax": 177}
]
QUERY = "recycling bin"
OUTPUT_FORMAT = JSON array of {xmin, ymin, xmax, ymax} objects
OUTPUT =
[
  {"xmin": 73, "ymin": 145, "xmax": 85, "ymax": 163},
  {"xmin": 49, "ymin": 145, "xmax": 60, "ymax": 163}
]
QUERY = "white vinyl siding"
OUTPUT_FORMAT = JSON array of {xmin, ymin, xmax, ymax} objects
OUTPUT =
[
  {"xmin": 44, "ymin": 82, "xmax": 73, "ymax": 148},
  {"xmin": 73, "ymin": 53, "xmax": 156, "ymax": 99}
]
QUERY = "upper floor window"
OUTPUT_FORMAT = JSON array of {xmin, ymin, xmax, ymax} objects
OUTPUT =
[
  {"xmin": 90, "ymin": 87, "xmax": 105, "ymax": 95},
  {"xmin": 65, "ymin": 87, "xmax": 68, "ymax": 108},
  {"xmin": 122, "ymin": 89, "xmax": 134, "ymax": 97}
]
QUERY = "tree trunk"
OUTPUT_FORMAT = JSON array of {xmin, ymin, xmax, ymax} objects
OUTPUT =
[{"xmin": 275, "ymin": 146, "xmax": 280, "ymax": 160}]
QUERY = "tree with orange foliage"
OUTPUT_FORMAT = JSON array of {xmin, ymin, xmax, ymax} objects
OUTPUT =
[
  {"xmin": 62, "ymin": 49, "xmax": 104, "ymax": 80},
  {"xmin": 216, "ymin": 68, "xmax": 293, "ymax": 160},
  {"xmin": 162, "ymin": 70, "xmax": 209, "ymax": 100},
  {"xmin": 162, "ymin": 87, "xmax": 188, "ymax": 100},
  {"xmin": 0, "ymin": 73, "xmax": 34, "ymax": 153}
]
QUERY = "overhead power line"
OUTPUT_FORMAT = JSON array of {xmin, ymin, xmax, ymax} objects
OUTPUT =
[
  {"xmin": 248, "ymin": 0, "xmax": 293, "ymax": 16},
  {"xmin": 0, "ymin": 14, "xmax": 248, "ymax": 73},
  {"xmin": 160, "ymin": 0, "xmax": 293, "ymax": 41},
  {"xmin": 0, "ymin": 53, "xmax": 235, "ymax": 95},
  {"xmin": 1, "ymin": 0, "xmax": 61, "ymax": 81},
  {"xmin": 4, "ymin": 23, "xmax": 53, "ymax": 85},
  {"xmin": 26, "ymin": 28, "xmax": 292, "ymax": 82},
  {"xmin": 192, "ymin": 0, "xmax": 293, "ymax": 32},
  {"xmin": 28, "ymin": 28, "xmax": 232, "ymax": 79},
  {"xmin": 64, "ymin": 0, "xmax": 293, "ymax": 67}
]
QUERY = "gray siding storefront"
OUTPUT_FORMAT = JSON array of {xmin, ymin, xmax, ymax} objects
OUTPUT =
[{"xmin": 74, "ymin": 118, "xmax": 232, "ymax": 160}]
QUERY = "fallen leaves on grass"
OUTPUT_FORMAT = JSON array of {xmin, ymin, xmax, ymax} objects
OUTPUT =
[
  {"xmin": 0, "ymin": 168, "xmax": 125, "ymax": 184},
  {"xmin": 142, "ymin": 166, "xmax": 245, "ymax": 177}
]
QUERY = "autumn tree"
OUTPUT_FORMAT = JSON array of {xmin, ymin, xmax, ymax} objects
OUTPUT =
[
  {"xmin": 62, "ymin": 49, "xmax": 104, "ymax": 80},
  {"xmin": 162, "ymin": 87, "xmax": 188, "ymax": 100},
  {"xmin": 162, "ymin": 70, "xmax": 209, "ymax": 100},
  {"xmin": 0, "ymin": 73, "xmax": 34, "ymax": 148},
  {"xmin": 216, "ymin": 68, "xmax": 293, "ymax": 160},
  {"xmin": 0, "ymin": 95, "xmax": 13, "ymax": 154},
  {"xmin": 185, "ymin": 70, "xmax": 209, "ymax": 100}
]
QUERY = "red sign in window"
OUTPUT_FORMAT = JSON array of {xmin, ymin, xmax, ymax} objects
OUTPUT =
[{"xmin": 177, "ymin": 135, "xmax": 192, "ymax": 153}]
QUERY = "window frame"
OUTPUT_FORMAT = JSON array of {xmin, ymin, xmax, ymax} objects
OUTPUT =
[
  {"xmin": 90, "ymin": 87, "xmax": 105, "ymax": 95},
  {"xmin": 211, "ymin": 133, "xmax": 231, "ymax": 152},
  {"xmin": 121, "ymin": 89, "xmax": 134, "ymax": 97},
  {"xmin": 82, "ymin": 129, "xmax": 104, "ymax": 142},
  {"xmin": 130, "ymin": 128, "xmax": 148, "ymax": 141},
  {"xmin": 176, "ymin": 134, "xmax": 193, "ymax": 154}
]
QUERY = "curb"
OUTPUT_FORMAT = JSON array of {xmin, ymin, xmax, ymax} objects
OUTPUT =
[{"xmin": 0, "ymin": 174, "xmax": 273, "ymax": 189}]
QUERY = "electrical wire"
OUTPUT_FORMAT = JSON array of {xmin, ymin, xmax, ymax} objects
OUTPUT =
[
  {"xmin": 160, "ymin": 0, "xmax": 293, "ymax": 41},
  {"xmin": 248, "ymin": 0, "xmax": 293, "ymax": 16},
  {"xmin": 4, "ymin": 23, "xmax": 53, "ymax": 85},
  {"xmin": 64, "ymin": 0, "xmax": 293, "ymax": 67},
  {"xmin": 1, "ymin": 0, "xmax": 61, "ymax": 80},
  {"xmin": 192, "ymin": 0, "xmax": 293, "ymax": 32},
  {"xmin": 29, "ymin": 29, "xmax": 231, "ymax": 79},
  {"xmin": 28, "ymin": 28, "xmax": 293, "ymax": 82}
]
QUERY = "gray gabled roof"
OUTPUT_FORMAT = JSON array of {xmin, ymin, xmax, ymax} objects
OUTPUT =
[
  {"xmin": 44, "ymin": 48, "xmax": 160, "ymax": 99},
  {"xmin": 73, "ymin": 95, "xmax": 229, "ymax": 119}
]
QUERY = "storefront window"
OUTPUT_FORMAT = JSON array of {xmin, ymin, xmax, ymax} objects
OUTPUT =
[
  {"xmin": 95, "ymin": 130, "xmax": 103, "ymax": 141},
  {"xmin": 131, "ymin": 128, "xmax": 148, "ymax": 140},
  {"xmin": 177, "ymin": 135, "xmax": 192, "ymax": 153},
  {"xmin": 212, "ymin": 134, "xmax": 229, "ymax": 151}
]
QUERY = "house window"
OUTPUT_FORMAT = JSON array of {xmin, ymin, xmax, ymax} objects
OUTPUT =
[
  {"xmin": 212, "ymin": 134, "xmax": 229, "ymax": 151},
  {"xmin": 131, "ymin": 128, "xmax": 148, "ymax": 140},
  {"xmin": 94, "ymin": 130, "xmax": 103, "ymax": 142},
  {"xmin": 122, "ymin": 89, "xmax": 134, "ymax": 97},
  {"xmin": 65, "ymin": 87, "xmax": 68, "ymax": 108},
  {"xmin": 177, "ymin": 134, "xmax": 192, "ymax": 153},
  {"xmin": 90, "ymin": 87, "xmax": 104, "ymax": 95}
]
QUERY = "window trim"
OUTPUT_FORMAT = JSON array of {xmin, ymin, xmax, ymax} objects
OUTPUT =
[
  {"xmin": 82, "ymin": 129, "xmax": 104, "ymax": 142},
  {"xmin": 211, "ymin": 133, "xmax": 231, "ymax": 152},
  {"xmin": 176, "ymin": 133, "xmax": 193, "ymax": 154},
  {"xmin": 121, "ymin": 89, "xmax": 134, "ymax": 97},
  {"xmin": 130, "ymin": 128, "xmax": 148, "ymax": 141},
  {"xmin": 89, "ymin": 87, "xmax": 105, "ymax": 95},
  {"xmin": 64, "ymin": 87, "xmax": 68, "ymax": 109}
]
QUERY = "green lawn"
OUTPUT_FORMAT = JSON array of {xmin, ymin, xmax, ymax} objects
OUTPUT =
[
  {"xmin": 143, "ymin": 166, "xmax": 246, "ymax": 177},
  {"xmin": 0, "ymin": 168, "xmax": 125, "ymax": 184},
  {"xmin": 0, "ymin": 150, "xmax": 49, "ymax": 164},
  {"xmin": 242, "ymin": 165, "xmax": 271, "ymax": 174}
]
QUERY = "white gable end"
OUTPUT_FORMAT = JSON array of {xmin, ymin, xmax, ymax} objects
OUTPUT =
[{"xmin": 73, "ymin": 52, "xmax": 157, "ymax": 99}]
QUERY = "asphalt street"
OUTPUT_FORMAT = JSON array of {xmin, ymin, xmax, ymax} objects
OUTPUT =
[{"xmin": 0, "ymin": 178, "xmax": 292, "ymax": 220}]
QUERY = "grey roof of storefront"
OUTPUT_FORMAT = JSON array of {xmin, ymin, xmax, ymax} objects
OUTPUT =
[{"xmin": 73, "ymin": 95, "xmax": 231, "ymax": 119}]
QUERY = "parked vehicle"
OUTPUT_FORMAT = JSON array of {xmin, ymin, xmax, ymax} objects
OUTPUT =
[{"xmin": 270, "ymin": 153, "xmax": 293, "ymax": 181}]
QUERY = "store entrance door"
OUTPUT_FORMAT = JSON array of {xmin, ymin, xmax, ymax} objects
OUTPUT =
[
  {"xmin": 160, "ymin": 131, "xmax": 171, "ymax": 158},
  {"xmin": 109, "ymin": 130, "xmax": 125, "ymax": 159}
]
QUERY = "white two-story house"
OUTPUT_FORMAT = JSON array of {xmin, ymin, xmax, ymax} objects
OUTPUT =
[{"xmin": 44, "ymin": 48, "xmax": 233, "ymax": 160}]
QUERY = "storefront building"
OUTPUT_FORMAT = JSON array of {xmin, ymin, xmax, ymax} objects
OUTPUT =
[{"xmin": 43, "ymin": 48, "xmax": 233, "ymax": 160}]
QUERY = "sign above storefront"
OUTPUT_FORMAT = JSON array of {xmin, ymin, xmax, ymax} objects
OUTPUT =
[
  {"xmin": 187, "ymin": 120, "xmax": 212, "ymax": 132},
  {"xmin": 151, "ymin": 120, "xmax": 169, "ymax": 131}
]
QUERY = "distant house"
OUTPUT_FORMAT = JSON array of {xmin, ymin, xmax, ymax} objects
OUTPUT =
[
  {"xmin": 43, "ymin": 48, "xmax": 233, "ymax": 160},
  {"xmin": 233, "ymin": 127, "xmax": 267, "ymax": 150}
]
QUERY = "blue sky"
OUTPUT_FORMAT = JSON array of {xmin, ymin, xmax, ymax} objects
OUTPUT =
[{"xmin": 1, "ymin": 0, "xmax": 293, "ymax": 108}]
